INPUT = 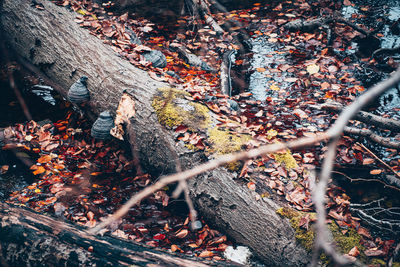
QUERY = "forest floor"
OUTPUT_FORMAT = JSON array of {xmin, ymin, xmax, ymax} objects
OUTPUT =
[{"xmin": 1, "ymin": 0, "xmax": 400, "ymax": 265}]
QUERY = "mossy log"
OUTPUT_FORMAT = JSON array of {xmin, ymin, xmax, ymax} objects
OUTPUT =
[{"xmin": 0, "ymin": 0, "xmax": 309, "ymax": 265}]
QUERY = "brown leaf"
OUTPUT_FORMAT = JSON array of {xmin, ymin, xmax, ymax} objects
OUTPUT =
[
  {"xmin": 348, "ymin": 246, "xmax": 360, "ymax": 257},
  {"xmin": 175, "ymin": 229, "xmax": 188, "ymax": 238},
  {"xmin": 362, "ymin": 158, "xmax": 374, "ymax": 165},
  {"xmin": 364, "ymin": 248, "xmax": 385, "ymax": 257},
  {"xmin": 38, "ymin": 155, "xmax": 52, "ymax": 164},
  {"xmin": 343, "ymin": 0, "xmax": 353, "ymax": 6}
]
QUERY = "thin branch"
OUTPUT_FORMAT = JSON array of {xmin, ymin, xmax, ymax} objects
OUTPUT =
[{"xmin": 356, "ymin": 142, "xmax": 400, "ymax": 180}]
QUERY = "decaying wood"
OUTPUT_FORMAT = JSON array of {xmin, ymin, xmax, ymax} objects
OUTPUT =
[
  {"xmin": 285, "ymin": 16, "xmax": 371, "ymax": 36},
  {"xmin": 344, "ymin": 126, "xmax": 400, "ymax": 149},
  {"xmin": 171, "ymin": 44, "xmax": 216, "ymax": 72},
  {"xmin": 220, "ymin": 50, "xmax": 234, "ymax": 96},
  {"xmin": 0, "ymin": 202, "xmax": 238, "ymax": 266},
  {"xmin": 315, "ymin": 101, "xmax": 400, "ymax": 132},
  {"xmin": 373, "ymin": 45, "xmax": 400, "ymax": 59},
  {"xmin": 0, "ymin": 0, "xmax": 310, "ymax": 265}
]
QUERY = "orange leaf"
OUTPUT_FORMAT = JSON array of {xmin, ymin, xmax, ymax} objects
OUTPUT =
[
  {"xmin": 198, "ymin": 251, "xmax": 214, "ymax": 257},
  {"xmin": 38, "ymin": 155, "xmax": 52, "ymax": 164},
  {"xmin": 247, "ymin": 182, "xmax": 256, "ymax": 190},
  {"xmin": 175, "ymin": 229, "xmax": 188, "ymax": 238},
  {"xmin": 33, "ymin": 166, "xmax": 46, "ymax": 175},
  {"xmin": 370, "ymin": 169, "xmax": 382, "ymax": 175},
  {"xmin": 256, "ymin": 67, "xmax": 266, "ymax": 72}
]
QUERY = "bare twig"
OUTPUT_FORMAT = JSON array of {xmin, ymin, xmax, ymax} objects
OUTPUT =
[
  {"xmin": 357, "ymin": 142, "xmax": 400, "ymax": 180},
  {"xmin": 388, "ymin": 242, "xmax": 400, "ymax": 267},
  {"xmin": 332, "ymin": 170, "xmax": 400, "ymax": 192}
]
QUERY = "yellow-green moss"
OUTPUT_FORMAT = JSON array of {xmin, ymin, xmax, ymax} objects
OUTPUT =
[
  {"xmin": 328, "ymin": 222, "xmax": 364, "ymax": 255},
  {"xmin": 276, "ymin": 207, "xmax": 373, "ymax": 265},
  {"xmin": 276, "ymin": 207, "xmax": 316, "ymax": 251},
  {"xmin": 273, "ymin": 149, "xmax": 298, "ymax": 170},
  {"xmin": 152, "ymin": 87, "xmax": 210, "ymax": 129},
  {"xmin": 208, "ymin": 127, "xmax": 250, "ymax": 155},
  {"xmin": 152, "ymin": 87, "xmax": 251, "ymax": 168},
  {"xmin": 370, "ymin": 259, "xmax": 387, "ymax": 266},
  {"xmin": 207, "ymin": 127, "xmax": 251, "ymax": 170}
]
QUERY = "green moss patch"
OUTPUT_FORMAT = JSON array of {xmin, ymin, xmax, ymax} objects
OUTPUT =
[
  {"xmin": 276, "ymin": 206, "xmax": 369, "ymax": 264},
  {"xmin": 152, "ymin": 87, "xmax": 210, "ymax": 129},
  {"xmin": 273, "ymin": 149, "xmax": 298, "ymax": 170},
  {"xmin": 152, "ymin": 87, "xmax": 251, "ymax": 165},
  {"xmin": 276, "ymin": 207, "xmax": 316, "ymax": 251}
]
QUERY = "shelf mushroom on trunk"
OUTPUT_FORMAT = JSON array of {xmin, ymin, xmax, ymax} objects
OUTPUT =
[
  {"xmin": 91, "ymin": 110, "xmax": 115, "ymax": 140},
  {"xmin": 68, "ymin": 76, "xmax": 90, "ymax": 116}
]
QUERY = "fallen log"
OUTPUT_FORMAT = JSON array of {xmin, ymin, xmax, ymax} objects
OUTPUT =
[
  {"xmin": 0, "ymin": 202, "xmax": 238, "ymax": 266},
  {"xmin": 0, "ymin": 0, "xmax": 309, "ymax": 265}
]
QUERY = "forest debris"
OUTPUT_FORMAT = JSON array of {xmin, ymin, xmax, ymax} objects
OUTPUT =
[{"xmin": 111, "ymin": 91, "xmax": 136, "ymax": 140}]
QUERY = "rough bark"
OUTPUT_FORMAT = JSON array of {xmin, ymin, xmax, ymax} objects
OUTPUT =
[
  {"xmin": 0, "ymin": 0, "xmax": 309, "ymax": 265},
  {"xmin": 0, "ymin": 202, "xmax": 238, "ymax": 266}
]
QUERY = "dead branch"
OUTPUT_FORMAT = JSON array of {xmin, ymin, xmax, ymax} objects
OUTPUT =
[
  {"xmin": 332, "ymin": 170, "xmax": 400, "ymax": 192},
  {"xmin": 89, "ymin": 133, "xmax": 330, "ymax": 234},
  {"xmin": 220, "ymin": 49, "xmax": 234, "ymax": 96},
  {"xmin": 171, "ymin": 44, "xmax": 216, "ymax": 72},
  {"xmin": 388, "ymin": 242, "xmax": 400, "ymax": 267},
  {"xmin": 315, "ymin": 101, "xmax": 400, "ymax": 132},
  {"xmin": 372, "ymin": 46, "xmax": 400, "ymax": 59},
  {"xmin": 285, "ymin": 16, "xmax": 371, "ymax": 36},
  {"xmin": 350, "ymin": 199, "xmax": 400, "ymax": 235},
  {"xmin": 188, "ymin": 0, "xmax": 224, "ymax": 34},
  {"xmin": 311, "ymin": 67, "xmax": 400, "ymax": 266},
  {"xmin": 357, "ymin": 142, "xmax": 400, "ymax": 180},
  {"xmin": 344, "ymin": 126, "xmax": 400, "ymax": 149}
]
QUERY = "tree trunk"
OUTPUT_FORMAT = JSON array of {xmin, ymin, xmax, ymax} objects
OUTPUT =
[
  {"xmin": 0, "ymin": 202, "xmax": 240, "ymax": 266},
  {"xmin": 0, "ymin": 0, "xmax": 309, "ymax": 265}
]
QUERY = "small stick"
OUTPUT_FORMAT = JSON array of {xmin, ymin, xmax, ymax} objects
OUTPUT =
[{"xmin": 356, "ymin": 142, "xmax": 400, "ymax": 180}]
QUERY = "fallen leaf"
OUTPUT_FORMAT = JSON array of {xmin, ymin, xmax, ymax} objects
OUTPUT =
[
  {"xmin": 175, "ymin": 229, "xmax": 188, "ymax": 238},
  {"xmin": 306, "ymin": 64, "xmax": 319, "ymax": 75},
  {"xmin": 38, "ymin": 155, "xmax": 52, "ymax": 164},
  {"xmin": 370, "ymin": 169, "xmax": 382, "ymax": 175},
  {"xmin": 348, "ymin": 246, "xmax": 360, "ymax": 257},
  {"xmin": 198, "ymin": 251, "xmax": 214, "ymax": 257},
  {"xmin": 362, "ymin": 158, "xmax": 374, "ymax": 165},
  {"xmin": 256, "ymin": 67, "xmax": 266, "ymax": 72}
]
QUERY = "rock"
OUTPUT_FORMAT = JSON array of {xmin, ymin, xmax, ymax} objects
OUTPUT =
[
  {"xmin": 67, "ymin": 76, "xmax": 90, "ymax": 104},
  {"xmin": 227, "ymin": 99, "xmax": 239, "ymax": 111},
  {"xmin": 143, "ymin": 50, "xmax": 167, "ymax": 68},
  {"xmin": 125, "ymin": 26, "xmax": 141, "ymax": 45}
]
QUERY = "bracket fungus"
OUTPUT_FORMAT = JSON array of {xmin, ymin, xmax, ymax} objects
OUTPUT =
[
  {"xmin": 67, "ymin": 76, "xmax": 90, "ymax": 104},
  {"xmin": 91, "ymin": 110, "xmax": 114, "ymax": 140}
]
